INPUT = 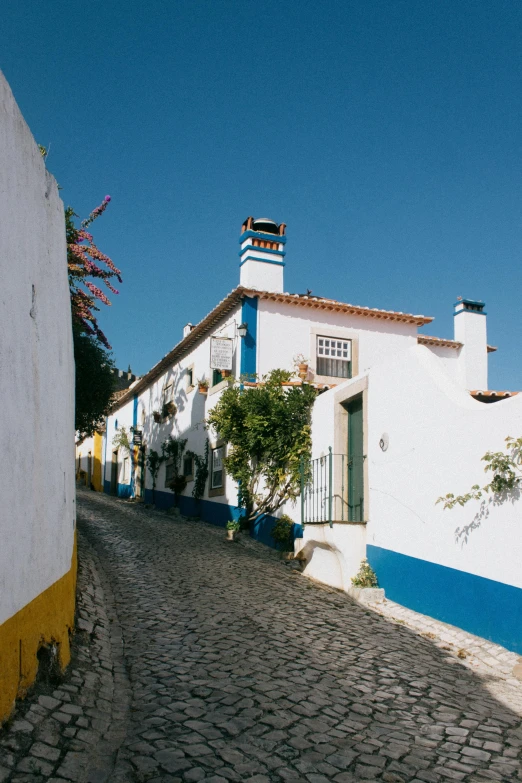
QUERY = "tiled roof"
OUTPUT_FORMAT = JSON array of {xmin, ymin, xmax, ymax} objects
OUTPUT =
[
  {"xmin": 256, "ymin": 290, "xmax": 432, "ymax": 326},
  {"xmin": 418, "ymin": 335, "xmax": 462, "ymax": 350},
  {"xmin": 112, "ymin": 286, "xmax": 433, "ymax": 411},
  {"xmin": 470, "ymin": 389, "xmax": 518, "ymax": 400}
]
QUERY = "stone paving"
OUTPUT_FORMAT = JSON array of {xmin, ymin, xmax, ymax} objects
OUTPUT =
[{"xmin": 1, "ymin": 488, "xmax": 522, "ymax": 782}]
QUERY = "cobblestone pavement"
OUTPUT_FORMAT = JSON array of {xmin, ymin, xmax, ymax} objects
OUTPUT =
[{"xmin": 2, "ymin": 489, "xmax": 522, "ymax": 783}]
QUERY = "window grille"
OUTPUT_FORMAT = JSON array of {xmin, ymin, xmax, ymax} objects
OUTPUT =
[{"xmin": 316, "ymin": 337, "xmax": 352, "ymax": 378}]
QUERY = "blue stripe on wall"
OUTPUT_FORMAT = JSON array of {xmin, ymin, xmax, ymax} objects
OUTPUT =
[
  {"xmin": 104, "ymin": 479, "xmax": 111, "ymax": 494},
  {"xmin": 142, "ymin": 488, "xmax": 299, "ymax": 550},
  {"xmin": 240, "ymin": 295, "xmax": 257, "ymax": 381},
  {"xmin": 367, "ymin": 545, "xmax": 522, "ymax": 654}
]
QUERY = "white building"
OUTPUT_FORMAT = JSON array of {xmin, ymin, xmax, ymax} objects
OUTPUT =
[{"xmin": 105, "ymin": 216, "xmax": 522, "ymax": 654}]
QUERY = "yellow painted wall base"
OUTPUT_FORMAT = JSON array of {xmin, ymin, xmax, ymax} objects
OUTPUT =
[{"xmin": 0, "ymin": 533, "xmax": 77, "ymax": 724}]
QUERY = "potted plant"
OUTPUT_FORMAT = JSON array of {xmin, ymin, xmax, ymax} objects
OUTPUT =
[
  {"xmin": 197, "ymin": 376, "xmax": 209, "ymax": 394},
  {"xmin": 163, "ymin": 400, "xmax": 177, "ymax": 417},
  {"xmin": 293, "ymin": 354, "xmax": 309, "ymax": 380},
  {"xmin": 226, "ymin": 519, "xmax": 241, "ymax": 541},
  {"xmin": 153, "ymin": 410, "xmax": 162, "ymax": 423},
  {"xmin": 222, "ymin": 369, "xmax": 232, "ymax": 377}
]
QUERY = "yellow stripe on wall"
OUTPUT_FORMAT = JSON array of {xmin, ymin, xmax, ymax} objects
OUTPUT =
[{"xmin": 0, "ymin": 533, "xmax": 77, "ymax": 724}]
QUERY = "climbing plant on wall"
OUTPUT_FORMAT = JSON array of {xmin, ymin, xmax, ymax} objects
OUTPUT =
[
  {"xmin": 187, "ymin": 440, "xmax": 209, "ymax": 501},
  {"xmin": 146, "ymin": 449, "xmax": 163, "ymax": 507},
  {"xmin": 437, "ymin": 436, "xmax": 522, "ymax": 509},
  {"xmin": 162, "ymin": 436, "xmax": 188, "ymax": 497}
]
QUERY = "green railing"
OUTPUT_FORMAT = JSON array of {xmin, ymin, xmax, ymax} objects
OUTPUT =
[{"xmin": 300, "ymin": 450, "xmax": 365, "ymax": 526}]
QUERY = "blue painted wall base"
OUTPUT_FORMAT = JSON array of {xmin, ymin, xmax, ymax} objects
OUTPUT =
[
  {"xmin": 102, "ymin": 479, "xmax": 132, "ymax": 499},
  {"xmin": 367, "ymin": 545, "xmax": 522, "ymax": 655},
  {"xmin": 141, "ymin": 488, "xmax": 301, "ymax": 550}
]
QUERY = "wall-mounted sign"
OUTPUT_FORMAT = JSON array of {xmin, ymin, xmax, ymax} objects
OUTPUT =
[{"xmin": 210, "ymin": 337, "xmax": 233, "ymax": 370}]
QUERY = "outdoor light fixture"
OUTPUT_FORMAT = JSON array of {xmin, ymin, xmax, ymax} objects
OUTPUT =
[{"xmin": 237, "ymin": 322, "xmax": 248, "ymax": 338}]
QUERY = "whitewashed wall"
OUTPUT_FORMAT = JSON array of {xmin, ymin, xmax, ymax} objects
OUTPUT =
[
  {"xmin": 302, "ymin": 344, "xmax": 522, "ymax": 593},
  {"xmin": 257, "ymin": 299, "xmax": 419, "ymax": 379},
  {"xmin": 107, "ymin": 306, "xmax": 243, "ymax": 506},
  {"xmin": 366, "ymin": 345, "xmax": 522, "ymax": 586},
  {"xmin": 0, "ymin": 72, "xmax": 75, "ymax": 625}
]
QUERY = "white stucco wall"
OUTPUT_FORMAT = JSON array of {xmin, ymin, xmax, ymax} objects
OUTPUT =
[
  {"xmin": 257, "ymin": 299, "xmax": 419, "ymax": 380},
  {"xmin": 366, "ymin": 345, "xmax": 521, "ymax": 587},
  {"xmin": 0, "ymin": 72, "xmax": 75, "ymax": 625},
  {"xmin": 307, "ymin": 344, "xmax": 522, "ymax": 592},
  {"xmin": 107, "ymin": 307, "xmax": 244, "ymax": 506}
]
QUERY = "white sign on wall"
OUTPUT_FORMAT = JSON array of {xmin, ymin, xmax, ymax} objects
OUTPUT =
[{"xmin": 210, "ymin": 337, "xmax": 233, "ymax": 370}]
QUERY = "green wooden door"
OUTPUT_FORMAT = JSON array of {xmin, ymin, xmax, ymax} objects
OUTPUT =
[{"xmin": 347, "ymin": 396, "xmax": 364, "ymax": 521}]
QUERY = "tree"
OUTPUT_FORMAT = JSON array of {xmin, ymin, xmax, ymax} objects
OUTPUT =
[
  {"xmin": 74, "ymin": 324, "xmax": 116, "ymax": 437},
  {"xmin": 437, "ymin": 436, "xmax": 522, "ymax": 509},
  {"xmin": 66, "ymin": 197, "xmax": 122, "ymax": 434},
  {"xmin": 66, "ymin": 197, "xmax": 122, "ymax": 349},
  {"xmin": 206, "ymin": 370, "xmax": 317, "ymax": 525}
]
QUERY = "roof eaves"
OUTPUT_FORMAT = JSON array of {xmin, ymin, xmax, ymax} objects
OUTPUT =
[
  {"xmin": 251, "ymin": 290, "xmax": 433, "ymax": 325},
  {"xmin": 417, "ymin": 335, "xmax": 462, "ymax": 349}
]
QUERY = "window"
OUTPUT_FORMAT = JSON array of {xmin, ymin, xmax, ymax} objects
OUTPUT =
[
  {"xmin": 165, "ymin": 458, "xmax": 175, "ymax": 487},
  {"xmin": 211, "ymin": 446, "xmax": 224, "ymax": 489},
  {"xmin": 212, "ymin": 369, "xmax": 223, "ymax": 387},
  {"xmin": 183, "ymin": 455, "xmax": 193, "ymax": 478},
  {"xmin": 186, "ymin": 367, "xmax": 193, "ymax": 389},
  {"xmin": 123, "ymin": 457, "xmax": 130, "ymax": 483},
  {"xmin": 317, "ymin": 336, "xmax": 352, "ymax": 378},
  {"xmin": 163, "ymin": 383, "xmax": 173, "ymax": 404}
]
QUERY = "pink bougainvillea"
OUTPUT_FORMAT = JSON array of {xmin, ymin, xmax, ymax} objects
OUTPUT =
[{"xmin": 67, "ymin": 197, "xmax": 121, "ymax": 348}]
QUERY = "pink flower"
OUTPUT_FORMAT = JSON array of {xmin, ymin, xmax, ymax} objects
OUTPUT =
[{"xmin": 104, "ymin": 195, "xmax": 111, "ymax": 202}]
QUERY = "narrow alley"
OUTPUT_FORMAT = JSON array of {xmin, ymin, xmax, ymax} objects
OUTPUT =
[{"xmin": 1, "ymin": 490, "xmax": 521, "ymax": 783}]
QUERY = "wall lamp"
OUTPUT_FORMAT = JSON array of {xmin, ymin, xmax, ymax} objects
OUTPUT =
[{"xmin": 237, "ymin": 322, "xmax": 248, "ymax": 338}]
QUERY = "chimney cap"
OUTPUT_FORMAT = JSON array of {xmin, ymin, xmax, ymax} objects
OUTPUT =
[
  {"xmin": 252, "ymin": 218, "xmax": 279, "ymax": 235},
  {"xmin": 454, "ymin": 298, "xmax": 486, "ymax": 314}
]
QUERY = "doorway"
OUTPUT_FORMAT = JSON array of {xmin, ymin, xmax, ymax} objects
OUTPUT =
[{"xmin": 347, "ymin": 395, "xmax": 364, "ymax": 521}]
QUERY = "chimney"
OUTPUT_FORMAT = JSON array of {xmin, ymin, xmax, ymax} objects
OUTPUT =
[
  {"xmin": 239, "ymin": 217, "xmax": 286, "ymax": 293},
  {"xmin": 183, "ymin": 323, "xmax": 194, "ymax": 338},
  {"xmin": 453, "ymin": 298, "xmax": 488, "ymax": 390}
]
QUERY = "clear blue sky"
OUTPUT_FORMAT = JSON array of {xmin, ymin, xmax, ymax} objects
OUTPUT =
[{"xmin": 3, "ymin": 0, "xmax": 521, "ymax": 388}]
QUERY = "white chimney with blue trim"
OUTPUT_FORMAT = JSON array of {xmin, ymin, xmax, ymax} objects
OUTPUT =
[
  {"xmin": 239, "ymin": 216, "xmax": 286, "ymax": 293},
  {"xmin": 453, "ymin": 298, "xmax": 488, "ymax": 390}
]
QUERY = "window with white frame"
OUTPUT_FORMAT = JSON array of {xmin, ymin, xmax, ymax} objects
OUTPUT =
[
  {"xmin": 163, "ymin": 382, "xmax": 174, "ymax": 405},
  {"xmin": 211, "ymin": 446, "xmax": 224, "ymax": 489},
  {"xmin": 316, "ymin": 336, "xmax": 352, "ymax": 378},
  {"xmin": 165, "ymin": 458, "xmax": 175, "ymax": 487}
]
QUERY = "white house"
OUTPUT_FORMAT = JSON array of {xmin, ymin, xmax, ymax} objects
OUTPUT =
[{"xmin": 105, "ymin": 216, "xmax": 522, "ymax": 654}]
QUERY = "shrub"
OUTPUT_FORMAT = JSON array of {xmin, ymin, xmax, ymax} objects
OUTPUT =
[
  {"xmin": 351, "ymin": 559, "xmax": 378, "ymax": 588},
  {"xmin": 270, "ymin": 514, "xmax": 294, "ymax": 552}
]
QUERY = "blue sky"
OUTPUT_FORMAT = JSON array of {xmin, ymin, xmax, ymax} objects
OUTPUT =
[{"xmin": 3, "ymin": 0, "xmax": 522, "ymax": 388}]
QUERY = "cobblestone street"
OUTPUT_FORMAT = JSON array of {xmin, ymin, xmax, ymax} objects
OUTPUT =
[{"xmin": 2, "ymin": 489, "xmax": 522, "ymax": 783}]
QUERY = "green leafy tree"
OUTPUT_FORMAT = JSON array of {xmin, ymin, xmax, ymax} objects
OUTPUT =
[
  {"xmin": 437, "ymin": 436, "xmax": 522, "ymax": 509},
  {"xmin": 207, "ymin": 370, "xmax": 317, "ymax": 525},
  {"xmin": 146, "ymin": 449, "xmax": 163, "ymax": 506},
  {"xmin": 74, "ymin": 325, "xmax": 116, "ymax": 437}
]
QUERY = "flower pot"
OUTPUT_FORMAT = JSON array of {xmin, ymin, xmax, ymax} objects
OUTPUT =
[
  {"xmin": 198, "ymin": 385, "xmax": 208, "ymax": 395},
  {"xmin": 222, "ymin": 370, "xmax": 231, "ymax": 377},
  {"xmin": 153, "ymin": 411, "xmax": 161, "ymax": 423},
  {"xmin": 298, "ymin": 363, "xmax": 308, "ymax": 380},
  {"xmin": 164, "ymin": 401, "xmax": 176, "ymax": 416},
  {"xmin": 226, "ymin": 529, "xmax": 236, "ymax": 541}
]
